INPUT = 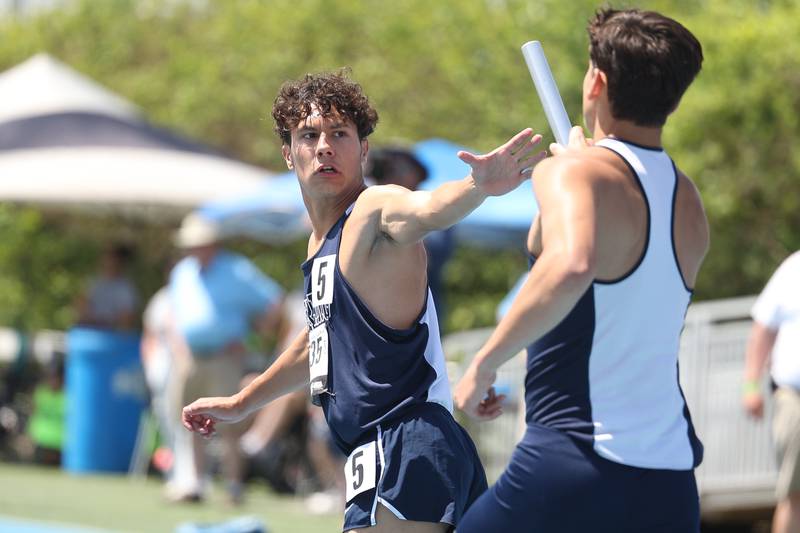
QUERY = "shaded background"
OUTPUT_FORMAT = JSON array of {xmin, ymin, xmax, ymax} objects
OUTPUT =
[
  {"xmin": 0, "ymin": 0, "xmax": 798, "ymax": 334},
  {"xmin": 0, "ymin": 1, "xmax": 798, "ymax": 532}
]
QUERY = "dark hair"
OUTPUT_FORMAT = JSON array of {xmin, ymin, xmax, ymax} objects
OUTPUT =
[
  {"xmin": 272, "ymin": 70, "xmax": 379, "ymax": 145},
  {"xmin": 109, "ymin": 243, "xmax": 134, "ymax": 263},
  {"xmin": 588, "ymin": 8, "xmax": 703, "ymax": 127},
  {"xmin": 368, "ymin": 148, "xmax": 428, "ymax": 185}
]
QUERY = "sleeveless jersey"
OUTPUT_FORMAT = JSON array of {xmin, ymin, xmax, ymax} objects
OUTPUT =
[
  {"xmin": 301, "ymin": 205, "xmax": 452, "ymax": 454},
  {"xmin": 524, "ymin": 137, "xmax": 703, "ymax": 470}
]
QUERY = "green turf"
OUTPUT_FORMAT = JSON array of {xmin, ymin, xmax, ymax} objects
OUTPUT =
[{"xmin": 0, "ymin": 463, "xmax": 342, "ymax": 532}]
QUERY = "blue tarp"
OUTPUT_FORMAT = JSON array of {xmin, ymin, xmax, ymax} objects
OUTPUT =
[{"xmin": 200, "ymin": 138, "xmax": 539, "ymax": 247}]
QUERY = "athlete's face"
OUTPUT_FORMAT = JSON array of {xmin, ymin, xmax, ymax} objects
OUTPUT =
[{"xmin": 283, "ymin": 106, "xmax": 368, "ymax": 200}]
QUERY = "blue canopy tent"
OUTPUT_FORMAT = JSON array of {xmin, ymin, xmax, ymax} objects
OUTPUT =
[
  {"xmin": 414, "ymin": 138, "xmax": 538, "ymax": 247},
  {"xmin": 199, "ymin": 138, "xmax": 539, "ymax": 247},
  {"xmin": 199, "ymin": 171, "xmax": 309, "ymax": 243}
]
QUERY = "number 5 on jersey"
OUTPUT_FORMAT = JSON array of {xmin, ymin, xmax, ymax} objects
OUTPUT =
[
  {"xmin": 345, "ymin": 441, "xmax": 377, "ymax": 502},
  {"xmin": 311, "ymin": 255, "xmax": 336, "ymax": 307}
]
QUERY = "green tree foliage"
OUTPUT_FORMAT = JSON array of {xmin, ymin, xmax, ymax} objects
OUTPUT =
[{"xmin": 0, "ymin": 0, "xmax": 797, "ymax": 332}]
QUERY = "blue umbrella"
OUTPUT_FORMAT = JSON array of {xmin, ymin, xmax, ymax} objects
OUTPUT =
[
  {"xmin": 414, "ymin": 138, "xmax": 538, "ymax": 246},
  {"xmin": 199, "ymin": 139, "xmax": 538, "ymax": 246},
  {"xmin": 199, "ymin": 171, "xmax": 309, "ymax": 243}
]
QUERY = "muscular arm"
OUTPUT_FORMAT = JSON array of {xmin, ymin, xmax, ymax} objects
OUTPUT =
[
  {"xmin": 454, "ymin": 157, "xmax": 597, "ymax": 419},
  {"xmin": 361, "ymin": 129, "xmax": 544, "ymax": 246},
  {"xmin": 479, "ymin": 158, "xmax": 596, "ymax": 369},
  {"xmin": 182, "ymin": 328, "xmax": 309, "ymax": 436}
]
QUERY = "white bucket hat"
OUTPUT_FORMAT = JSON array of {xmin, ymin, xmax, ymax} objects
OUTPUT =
[{"xmin": 173, "ymin": 213, "xmax": 222, "ymax": 248}]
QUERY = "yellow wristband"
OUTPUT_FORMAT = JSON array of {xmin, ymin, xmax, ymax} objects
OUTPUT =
[{"xmin": 743, "ymin": 380, "xmax": 761, "ymax": 395}]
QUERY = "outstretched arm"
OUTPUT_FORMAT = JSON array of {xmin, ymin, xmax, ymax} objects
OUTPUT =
[
  {"xmin": 361, "ymin": 129, "xmax": 545, "ymax": 245},
  {"xmin": 182, "ymin": 327, "xmax": 309, "ymax": 437},
  {"xmin": 454, "ymin": 155, "xmax": 597, "ymax": 420}
]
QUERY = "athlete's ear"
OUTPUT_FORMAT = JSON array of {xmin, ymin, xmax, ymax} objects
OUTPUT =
[
  {"xmin": 588, "ymin": 66, "xmax": 606, "ymax": 100},
  {"xmin": 360, "ymin": 138, "xmax": 369, "ymax": 165},
  {"xmin": 282, "ymin": 143, "xmax": 293, "ymax": 170}
]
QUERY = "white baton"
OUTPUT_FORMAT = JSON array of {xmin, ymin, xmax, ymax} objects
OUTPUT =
[{"xmin": 521, "ymin": 41, "xmax": 572, "ymax": 147}]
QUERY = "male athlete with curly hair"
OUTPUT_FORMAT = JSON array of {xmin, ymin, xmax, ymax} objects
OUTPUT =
[{"xmin": 184, "ymin": 71, "xmax": 546, "ymax": 532}]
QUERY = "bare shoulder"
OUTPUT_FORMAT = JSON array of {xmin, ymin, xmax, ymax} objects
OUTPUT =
[
  {"xmin": 352, "ymin": 184, "xmax": 410, "ymax": 213},
  {"xmin": 532, "ymin": 148, "xmax": 618, "ymax": 192},
  {"xmin": 341, "ymin": 184, "xmax": 419, "ymax": 255},
  {"xmin": 674, "ymin": 167, "xmax": 709, "ymax": 254}
]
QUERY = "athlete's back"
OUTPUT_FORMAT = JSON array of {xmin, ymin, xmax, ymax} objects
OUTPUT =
[
  {"xmin": 455, "ymin": 8, "xmax": 707, "ymax": 532},
  {"xmin": 525, "ymin": 138, "xmax": 706, "ymax": 468}
]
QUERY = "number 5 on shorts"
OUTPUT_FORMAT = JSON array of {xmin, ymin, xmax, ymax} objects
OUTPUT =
[{"xmin": 345, "ymin": 441, "xmax": 377, "ymax": 502}]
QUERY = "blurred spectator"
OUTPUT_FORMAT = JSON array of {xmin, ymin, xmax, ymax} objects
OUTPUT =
[
  {"xmin": 170, "ymin": 213, "xmax": 284, "ymax": 505},
  {"xmin": 141, "ymin": 258, "xmax": 198, "ymax": 500},
  {"xmin": 26, "ymin": 355, "xmax": 65, "ymax": 466},
  {"xmin": 238, "ymin": 292, "xmax": 344, "ymax": 513},
  {"xmin": 76, "ymin": 243, "xmax": 140, "ymax": 330},
  {"xmin": 743, "ymin": 251, "xmax": 800, "ymax": 533},
  {"xmin": 367, "ymin": 147, "xmax": 455, "ymax": 326}
]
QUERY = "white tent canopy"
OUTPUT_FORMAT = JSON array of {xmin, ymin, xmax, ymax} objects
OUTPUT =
[
  {"xmin": 0, "ymin": 53, "xmax": 271, "ymax": 213},
  {"xmin": 0, "ymin": 53, "xmax": 140, "ymax": 123},
  {"xmin": 0, "ymin": 147, "xmax": 266, "ymax": 207}
]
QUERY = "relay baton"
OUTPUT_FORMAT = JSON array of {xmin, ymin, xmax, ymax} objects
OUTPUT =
[{"xmin": 521, "ymin": 41, "xmax": 572, "ymax": 147}]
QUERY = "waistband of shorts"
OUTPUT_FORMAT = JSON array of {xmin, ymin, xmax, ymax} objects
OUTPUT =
[{"xmin": 345, "ymin": 401, "xmax": 455, "ymax": 451}]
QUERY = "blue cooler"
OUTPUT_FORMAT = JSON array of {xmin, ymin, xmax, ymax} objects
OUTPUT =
[{"xmin": 64, "ymin": 327, "xmax": 147, "ymax": 473}]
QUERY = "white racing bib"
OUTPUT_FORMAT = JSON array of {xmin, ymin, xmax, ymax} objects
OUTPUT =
[
  {"xmin": 308, "ymin": 254, "xmax": 335, "ymax": 401},
  {"xmin": 344, "ymin": 440, "xmax": 377, "ymax": 502},
  {"xmin": 308, "ymin": 323, "xmax": 329, "ymax": 396}
]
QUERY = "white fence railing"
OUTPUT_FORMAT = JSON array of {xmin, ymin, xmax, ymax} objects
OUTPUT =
[{"xmin": 443, "ymin": 295, "xmax": 776, "ymax": 515}]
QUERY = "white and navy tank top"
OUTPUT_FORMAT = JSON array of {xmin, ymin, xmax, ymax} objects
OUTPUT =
[
  {"xmin": 525, "ymin": 137, "xmax": 703, "ymax": 470},
  {"xmin": 301, "ymin": 204, "xmax": 452, "ymax": 454}
]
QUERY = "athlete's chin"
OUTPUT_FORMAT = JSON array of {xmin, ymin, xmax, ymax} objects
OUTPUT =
[{"xmin": 308, "ymin": 177, "xmax": 358, "ymax": 198}]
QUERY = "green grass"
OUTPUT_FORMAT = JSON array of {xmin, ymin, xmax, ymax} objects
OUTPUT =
[{"xmin": 0, "ymin": 462, "xmax": 342, "ymax": 532}]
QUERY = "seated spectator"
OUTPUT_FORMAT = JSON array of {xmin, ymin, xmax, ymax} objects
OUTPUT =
[
  {"xmin": 238, "ymin": 292, "xmax": 344, "ymax": 512},
  {"xmin": 76, "ymin": 243, "xmax": 140, "ymax": 330},
  {"xmin": 27, "ymin": 356, "xmax": 65, "ymax": 466}
]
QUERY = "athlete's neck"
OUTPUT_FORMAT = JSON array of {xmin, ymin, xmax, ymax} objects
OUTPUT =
[
  {"xmin": 592, "ymin": 117, "xmax": 663, "ymax": 150},
  {"xmin": 305, "ymin": 182, "xmax": 366, "ymax": 241}
]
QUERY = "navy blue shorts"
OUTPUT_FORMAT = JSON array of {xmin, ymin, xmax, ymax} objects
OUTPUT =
[
  {"xmin": 458, "ymin": 424, "xmax": 700, "ymax": 533},
  {"xmin": 342, "ymin": 402, "xmax": 487, "ymax": 531}
]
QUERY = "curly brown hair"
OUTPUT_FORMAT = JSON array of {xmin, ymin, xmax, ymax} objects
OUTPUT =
[{"xmin": 272, "ymin": 70, "xmax": 379, "ymax": 145}]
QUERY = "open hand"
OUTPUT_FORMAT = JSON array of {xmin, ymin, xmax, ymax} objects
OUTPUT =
[
  {"xmin": 458, "ymin": 129, "xmax": 546, "ymax": 197},
  {"xmin": 182, "ymin": 395, "xmax": 246, "ymax": 439}
]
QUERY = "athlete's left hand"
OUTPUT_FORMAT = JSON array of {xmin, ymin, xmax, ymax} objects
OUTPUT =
[
  {"xmin": 454, "ymin": 362, "xmax": 506, "ymax": 421},
  {"xmin": 458, "ymin": 129, "xmax": 546, "ymax": 197}
]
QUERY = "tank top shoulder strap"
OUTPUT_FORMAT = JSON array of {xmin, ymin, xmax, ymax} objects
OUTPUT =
[{"xmin": 594, "ymin": 137, "xmax": 686, "ymax": 290}]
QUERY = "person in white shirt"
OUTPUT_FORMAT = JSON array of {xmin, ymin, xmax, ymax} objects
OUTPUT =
[{"xmin": 744, "ymin": 251, "xmax": 800, "ymax": 533}]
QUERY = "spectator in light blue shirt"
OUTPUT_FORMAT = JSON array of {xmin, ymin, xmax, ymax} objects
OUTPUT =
[{"xmin": 169, "ymin": 213, "xmax": 284, "ymax": 505}]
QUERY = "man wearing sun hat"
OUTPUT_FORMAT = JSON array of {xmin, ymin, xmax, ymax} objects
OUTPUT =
[{"xmin": 169, "ymin": 213, "xmax": 284, "ymax": 504}]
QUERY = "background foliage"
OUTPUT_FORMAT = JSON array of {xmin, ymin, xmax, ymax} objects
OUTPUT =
[{"xmin": 0, "ymin": 0, "xmax": 798, "ymax": 333}]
